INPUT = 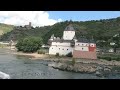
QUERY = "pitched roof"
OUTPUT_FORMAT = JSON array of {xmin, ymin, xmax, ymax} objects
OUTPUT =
[
  {"xmin": 77, "ymin": 38, "xmax": 95, "ymax": 43},
  {"xmin": 64, "ymin": 24, "xmax": 75, "ymax": 31},
  {"xmin": 77, "ymin": 38, "xmax": 89, "ymax": 43}
]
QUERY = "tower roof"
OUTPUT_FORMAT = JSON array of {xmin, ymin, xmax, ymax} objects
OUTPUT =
[{"xmin": 64, "ymin": 24, "xmax": 75, "ymax": 31}]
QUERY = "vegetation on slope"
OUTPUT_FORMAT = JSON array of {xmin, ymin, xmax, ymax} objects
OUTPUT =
[
  {"xmin": 0, "ymin": 23, "xmax": 14, "ymax": 35},
  {"xmin": 1, "ymin": 17, "xmax": 120, "ymax": 47}
]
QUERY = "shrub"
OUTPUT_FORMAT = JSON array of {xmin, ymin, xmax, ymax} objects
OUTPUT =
[
  {"xmin": 55, "ymin": 53, "xmax": 59, "ymax": 57},
  {"xmin": 105, "ymin": 57, "xmax": 111, "ymax": 61},
  {"xmin": 98, "ymin": 56, "xmax": 111, "ymax": 61},
  {"xmin": 97, "ymin": 56, "xmax": 101, "ymax": 59},
  {"xmin": 16, "ymin": 36, "xmax": 43, "ymax": 53},
  {"xmin": 37, "ymin": 50, "xmax": 45, "ymax": 54},
  {"xmin": 66, "ymin": 52, "xmax": 73, "ymax": 57},
  {"xmin": 116, "ymin": 57, "xmax": 120, "ymax": 61},
  {"xmin": 72, "ymin": 58, "xmax": 75, "ymax": 66}
]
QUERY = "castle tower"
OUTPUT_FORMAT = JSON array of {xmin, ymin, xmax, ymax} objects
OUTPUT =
[
  {"xmin": 63, "ymin": 24, "xmax": 75, "ymax": 40},
  {"xmin": 29, "ymin": 22, "xmax": 31, "ymax": 27}
]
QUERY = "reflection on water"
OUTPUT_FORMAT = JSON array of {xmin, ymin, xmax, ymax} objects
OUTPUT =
[{"xmin": 0, "ymin": 48, "xmax": 120, "ymax": 79}]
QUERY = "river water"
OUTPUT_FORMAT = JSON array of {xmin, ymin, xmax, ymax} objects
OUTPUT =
[{"xmin": 0, "ymin": 48, "xmax": 120, "ymax": 79}]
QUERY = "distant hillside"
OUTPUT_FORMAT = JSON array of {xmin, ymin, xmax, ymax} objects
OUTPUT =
[
  {"xmin": 0, "ymin": 23, "xmax": 14, "ymax": 35},
  {"xmin": 0, "ymin": 25, "xmax": 51, "ymax": 42},
  {"xmin": 1, "ymin": 17, "xmax": 120, "ymax": 44}
]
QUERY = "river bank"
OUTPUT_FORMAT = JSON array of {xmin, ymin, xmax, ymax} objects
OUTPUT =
[
  {"xmin": 5, "ymin": 48, "xmax": 120, "ymax": 75},
  {"xmin": 12, "ymin": 51, "xmax": 120, "ymax": 66}
]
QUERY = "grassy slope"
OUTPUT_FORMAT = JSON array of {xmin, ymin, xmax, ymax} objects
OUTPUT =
[{"xmin": 0, "ymin": 23, "xmax": 14, "ymax": 35}]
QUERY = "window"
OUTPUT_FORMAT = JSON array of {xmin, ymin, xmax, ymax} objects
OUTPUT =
[
  {"xmin": 52, "ymin": 48, "xmax": 53, "ymax": 49},
  {"xmin": 62, "ymin": 49, "xmax": 64, "ymax": 50},
  {"xmin": 82, "ymin": 44, "xmax": 84, "ymax": 46},
  {"xmin": 78, "ymin": 44, "xmax": 79, "ymax": 45},
  {"xmin": 67, "ymin": 49, "xmax": 68, "ymax": 50},
  {"xmin": 82, "ymin": 48, "xmax": 83, "ymax": 50},
  {"xmin": 59, "ymin": 48, "xmax": 60, "ymax": 50}
]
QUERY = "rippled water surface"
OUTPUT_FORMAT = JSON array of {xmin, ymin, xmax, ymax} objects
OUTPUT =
[{"xmin": 0, "ymin": 48, "xmax": 120, "ymax": 79}]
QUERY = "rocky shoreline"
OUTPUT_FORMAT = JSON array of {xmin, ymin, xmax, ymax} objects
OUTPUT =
[
  {"xmin": 12, "ymin": 51, "xmax": 120, "ymax": 66},
  {"xmin": 48, "ymin": 61, "xmax": 120, "ymax": 77},
  {"xmin": 8, "ymin": 49, "xmax": 120, "ymax": 76}
]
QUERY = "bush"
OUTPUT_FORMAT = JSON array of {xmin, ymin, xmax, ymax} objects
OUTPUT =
[
  {"xmin": 104, "ymin": 57, "xmax": 111, "ymax": 61},
  {"xmin": 37, "ymin": 50, "xmax": 45, "ymax": 54},
  {"xmin": 97, "ymin": 56, "xmax": 101, "ymax": 59},
  {"xmin": 98, "ymin": 56, "xmax": 111, "ymax": 61},
  {"xmin": 115, "ymin": 57, "xmax": 120, "ymax": 61},
  {"xmin": 72, "ymin": 58, "xmax": 75, "ymax": 66},
  {"xmin": 55, "ymin": 53, "xmax": 59, "ymax": 57},
  {"xmin": 66, "ymin": 52, "xmax": 73, "ymax": 57},
  {"xmin": 16, "ymin": 36, "xmax": 43, "ymax": 53}
]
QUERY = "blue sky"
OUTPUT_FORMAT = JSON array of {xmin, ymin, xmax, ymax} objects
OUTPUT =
[
  {"xmin": 48, "ymin": 11, "xmax": 120, "ymax": 21},
  {"xmin": 1, "ymin": 11, "xmax": 120, "ymax": 26}
]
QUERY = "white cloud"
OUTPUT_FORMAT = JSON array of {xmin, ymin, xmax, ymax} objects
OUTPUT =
[{"xmin": 0, "ymin": 11, "xmax": 62, "ymax": 27}]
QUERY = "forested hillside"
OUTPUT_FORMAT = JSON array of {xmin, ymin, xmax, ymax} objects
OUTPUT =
[{"xmin": 1, "ymin": 17, "xmax": 120, "ymax": 44}]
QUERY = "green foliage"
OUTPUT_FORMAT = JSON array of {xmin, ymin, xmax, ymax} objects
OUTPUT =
[
  {"xmin": 72, "ymin": 58, "xmax": 75, "ymax": 66},
  {"xmin": 37, "ymin": 48, "xmax": 48, "ymax": 54},
  {"xmin": 98, "ymin": 53, "xmax": 120, "ymax": 61},
  {"xmin": 109, "ymin": 34, "xmax": 120, "ymax": 52},
  {"xmin": 55, "ymin": 53, "xmax": 59, "ymax": 57},
  {"xmin": 2, "ymin": 17, "xmax": 120, "ymax": 47},
  {"xmin": 66, "ymin": 52, "xmax": 73, "ymax": 57},
  {"xmin": 16, "ymin": 36, "xmax": 43, "ymax": 53},
  {"xmin": 0, "ymin": 23, "xmax": 14, "ymax": 34},
  {"xmin": 37, "ymin": 50, "xmax": 45, "ymax": 54}
]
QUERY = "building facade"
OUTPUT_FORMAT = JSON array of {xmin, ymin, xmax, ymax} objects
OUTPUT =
[{"xmin": 48, "ymin": 24, "xmax": 97, "ymax": 60}]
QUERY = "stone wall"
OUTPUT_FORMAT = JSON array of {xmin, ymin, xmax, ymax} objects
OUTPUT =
[{"xmin": 73, "ymin": 50, "xmax": 97, "ymax": 60}]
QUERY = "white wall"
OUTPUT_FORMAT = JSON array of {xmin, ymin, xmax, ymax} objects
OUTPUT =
[
  {"xmin": 74, "ymin": 46, "xmax": 89, "ymax": 51},
  {"xmin": 63, "ymin": 31, "xmax": 75, "ymax": 40},
  {"xmin": 49, "ymin": 46, "xmax": 73, "ymax": 55},
  {"xmin": 89, "ymin": 43, "xmax": 96, "ymax": 47},
  {"xmin": 75, "ymin": 42, "xmax": 89, "ymax": 47}
]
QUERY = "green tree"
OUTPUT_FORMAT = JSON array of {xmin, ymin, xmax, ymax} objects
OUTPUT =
[
  {"xmin": 108, "ymin": 33, "xmax": 120, "ymax": 52},
  {"xmin": 16, "ymin": 36, "xmax": 43, "ymax": 53}
]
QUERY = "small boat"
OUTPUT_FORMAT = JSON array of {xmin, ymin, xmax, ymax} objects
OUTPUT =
[{"xmin": 0, "ymin": 71, "xmax": 10, "ymax": 79}]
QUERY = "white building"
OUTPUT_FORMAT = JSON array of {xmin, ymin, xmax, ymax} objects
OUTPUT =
[
  {"xmin": 48, "ymin": 24, "xmax": 97, "ymax": 59},
  {"xmin": 48, "ymin": 24, "xmax": 75, "ymax": 56}
]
